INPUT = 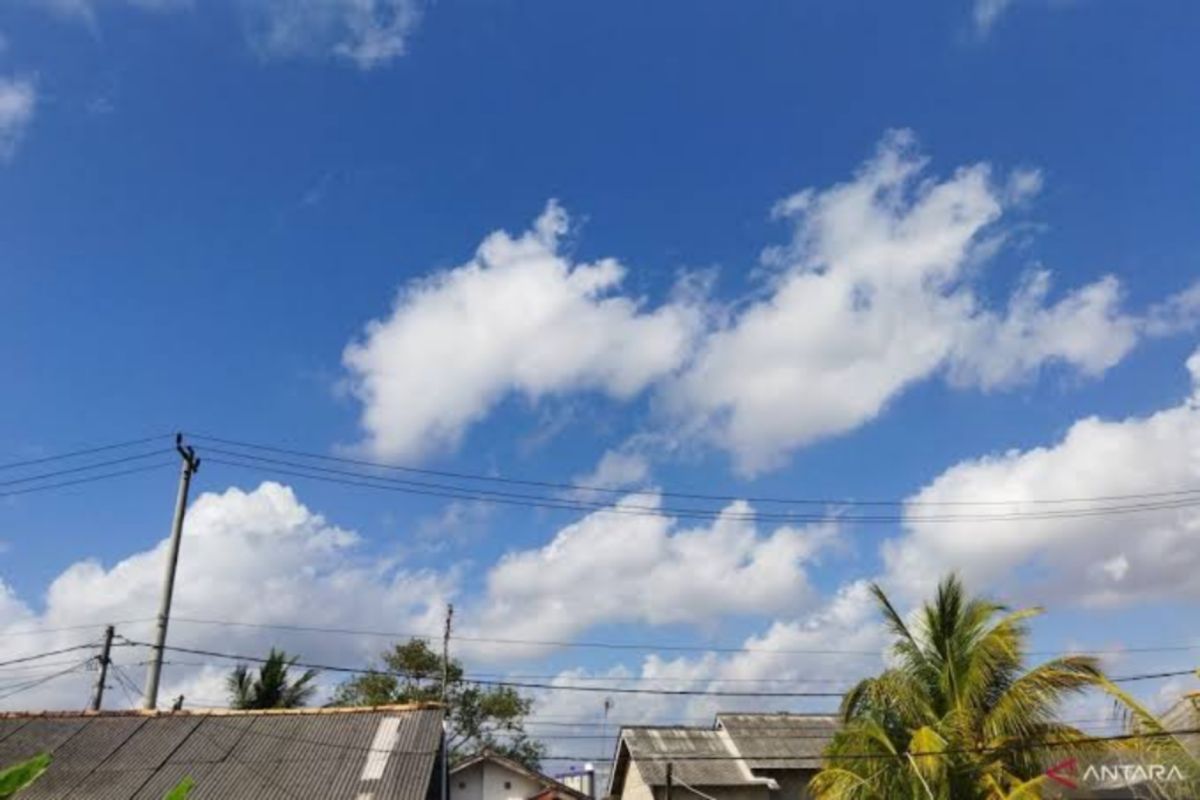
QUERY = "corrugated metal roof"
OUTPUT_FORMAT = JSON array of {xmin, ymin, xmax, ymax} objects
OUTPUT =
[
  {"xmin": 620, "ymin": 728, "xmax": 750, "ymax": 788},
  {"xmin": 0, "ymin": 704, "xmax": 444, "ymax": 799},
  {"xmin": 715, "ymin": 713, "xmax": 837, "ymax": 770}
]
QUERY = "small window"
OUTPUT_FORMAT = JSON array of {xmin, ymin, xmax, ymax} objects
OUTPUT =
[{"xmin": 504, "ymin": 782, "xmax": 512, "ymax": 790}]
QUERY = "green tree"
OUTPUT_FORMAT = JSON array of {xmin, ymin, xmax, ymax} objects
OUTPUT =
[
  {"xmin": 331, "ymin": 639, "xmax": 546, "ymax": 770},
  {"xmin": 811, "ymin": 575, "xmax": 1120, "ymax": 800},
  {"xmin": 0, "ymin": 754, "xmax": 50, "ymax": 798},
  {"xmin": 226, "ymin": 648, "xmax": 319, "ymax": 710}
]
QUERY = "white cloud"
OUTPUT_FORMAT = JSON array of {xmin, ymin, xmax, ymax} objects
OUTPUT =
[
  {"xmin": 470, "ymin": 494, "xmax": 837, "ymax": 657},
  {"xmin": 527, "ymin": 580, "xmax": 886, "ymax": 738},
  {"xmin": 882, "ymin": 347, "xmax": 1200, "ymax": 607},
  {"xmin": 972, "ymin": 0, "xmax": 1087, "ymax": 36},
  {"xmin": 0, "ymin": 76, "xmax": 35, "ymax": 161},
  {"xmin": 0, "ymin": 481, "xmax": 451, "ymax": 710},
  {"xmin": 343, "ymin": 201, "xmax": 702, "ymax": 463},
  {"xmin": 244, "ymin": 0, "xmax": 422, "ymax": 69},
  {"xmin": 34, "ymin": 0, "xmax": 189, "ymax": 27},
  {"xmin": 666, "ymin": 130, "xmax": 1150, "ymax": 474},
  {"xmin": 973, "ymin": 0, "xmax": 1016, "ymax": 33},
  {"xmin": 31, "ymin": 0, "xmax": 417, "ymax": 68},
  {"xmin": 341, "ymin": 132, "xmax": 1196, "ymax": 475},
  {"xmin": 571, "ymin": 449, "xmax": 651, "ymax": 493},
  {"xmin": 947, "ymin": 271, "xmax": 1139, "ymax": 390}
]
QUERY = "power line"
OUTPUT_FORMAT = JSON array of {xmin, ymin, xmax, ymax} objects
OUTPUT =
[
  {"xmin": 0, "ymin": 461, "xmax": 177, "ymax": 499},
  {"xmin": 0, "ymin": 434, "xmax": 172, "ymax": 473},
  {"xmin": 120, "ymin": 640, "xmax": 843, "ymax": 698},
  {"xmin": 116, "ymin": 640, "xmax": 1197, "ymax": 696},
  {"xmin": 110, "ymin": 663, "xmax": 143, "ymax": 709},
  {"xmin": 204, "ymin": 453, "xmax": 1200, "ymax": 524},
  {"xmin": 188, "ymin": 432, "xmax": 1200, "ymax": 509},
  {"xmin": 0, "ymin": 449, "xmax": 174, "ymax": 488},
  {"xmin": 2, "ymin": 619, "xmax": 156, "ymax": 639},
  {"xmin": 164, "ymin": 615, "xmax": 1200, "ymax": 658},
  {"xmin": 0, "ymin": 660, "xmax": 92, "ymax": 702},
  {"xmin": 0, "ymin": 643, "xmax": 100, "ymax": 669}
]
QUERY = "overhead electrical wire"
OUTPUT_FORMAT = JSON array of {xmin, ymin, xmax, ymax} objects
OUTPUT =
[
  {"xmin": 0, "ymin": 643, "xmax": 101, "ymax": 669},
  {"xmin": 3, "ymin": 619, "xmax": 157, "ymax": 639},
  {"xmin": 0, "ymin": 449, "xmax": 174, "ymax": 488},
  {"xmin": 109, "ymin": 662, "xmax": 145, "ymax": 709},
  {"xmin": 164, "ymin": 616, "xmax": 1200, "ymax": 658},
  {"xmin": 116, "ymin": 640, "xmax": 1198, "ymax": 695},
  {"xmin": 0, "ymin": 461, "xmax": 177, "ymax": 499},
  {"xmin": 188, "ymin": 432, "xmax": 1200, "ymax": 509},
  {"xmin": 0, "ymin": 660, "xmax": 93, "ymax": 702},
  {"xmin": 202, "ymin": 450, "xmax": 1200, "ymax": 524},
  {"xmin": 0, "ymin": 434, "xmax": 172, "ymax": 473}
]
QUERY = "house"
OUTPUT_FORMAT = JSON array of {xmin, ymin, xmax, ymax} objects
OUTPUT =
[
  {"xmin": 0, "ymin": 703, "xmax": 445, "ymax": 799},
  {"xmin": 606, "ymin": 713, "xmax": 837, "ymax": 800},
  {"xmin": 450, "ymin": 752, "xmax": 592, "ymax": 800}
]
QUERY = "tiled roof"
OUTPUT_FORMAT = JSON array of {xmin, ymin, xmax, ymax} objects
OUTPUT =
[
  {"xmin": 0, "ymin": 704, "xmax": 444, "ymax": 799},
  {"xmin": 715, "ymin": 713, "xmax": 838, "ymax": 770}
]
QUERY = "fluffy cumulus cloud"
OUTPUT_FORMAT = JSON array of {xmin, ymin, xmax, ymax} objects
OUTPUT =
[
  {"xmin": 0, "ymin": 77, "xmax": 35, "ymax": 161},
  {"xmin": 666, "ymin": 130, "xmax": 1159, "ymax": 474},
  {"xmin": 1, "ymin": 482, "xmax": 848, "ymax": 712},
  {"xmin": 343, "ymin": 202, "xmax": 702, "ymax": 463},
  {"xmin": 882, "ymin": 347, "xmax": 1200, "ymax": 607},
  {"xmin": 244, "ymin": 0, "xmax": 422, "ymax": 69},
  {"xmin": 527, "ymin": 580, "xmax": 887, "ymax": 753},
  {"xmin": 470, "ymin": 494, "xmax": 837, "ymax": 654},
  {"xmin": 946, "ymin": 270, "xmax": 1139, "ymax": 390},
  {"xmin": 346, "ymin": 131, "xmax": 1196, "ymax": 475},
  {"xmin": 0, "ymin": 481, "xmax": 450, "ymax": 711}
]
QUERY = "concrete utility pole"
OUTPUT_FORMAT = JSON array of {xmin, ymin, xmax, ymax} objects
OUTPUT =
[
  {"xmin": 142, "ymin": 434, "xmax": 200, "ymax": 710},
  {"xmin": 89, "ymin": 624, "xmax": 114, "ymax": 711},
  {"xmin": 665, "ymin": 762, "xmax": 673, "ymax": 800},
  {"xmin": 440, "ymin": 603, "xmax": 454, "ymax": 706},
  {"xmin": 441, "ymin": 603, "xmax": 453, "ymax": 800}
]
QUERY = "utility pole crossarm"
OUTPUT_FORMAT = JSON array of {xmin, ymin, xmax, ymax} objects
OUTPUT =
[{"xmin": 142, "ymin": 434, "xmax": 200, "ymax": 711}]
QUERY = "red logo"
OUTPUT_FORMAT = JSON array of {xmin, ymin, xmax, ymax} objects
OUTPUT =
[{"xmin": 1046, "ymin": 758, "xmax": 1078, "ymax": 789}]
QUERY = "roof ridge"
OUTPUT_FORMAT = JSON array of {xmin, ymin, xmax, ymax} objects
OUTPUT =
[{"xmin": 0, "ymin": 702, "xmax": 444, "ymax": 719}]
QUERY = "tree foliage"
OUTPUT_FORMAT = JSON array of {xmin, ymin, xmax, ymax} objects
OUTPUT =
[
  {"xmin": 330, "ymin": 638, "xmax": 545, "ymax": 770},
  {"xmin": 0, "ymin": 754, "xmax": 50, "ymax": 798},
  {"xmin": 811, "ymin": 575, "xmax": 1128, "ymax": 800},
  {"xmin": 226, "ymin": 648, "xmax": 319, "ymax": 710}
]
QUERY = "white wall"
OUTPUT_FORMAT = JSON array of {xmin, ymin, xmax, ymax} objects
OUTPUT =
[{"xmin": 451, "ymin": 760, "xmax": 546, "ymax": 800}]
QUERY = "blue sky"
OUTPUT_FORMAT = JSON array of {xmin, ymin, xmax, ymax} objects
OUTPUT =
[{"xmin": 2, "ymin": 0, "xmax": 1199, "ymax": 730}]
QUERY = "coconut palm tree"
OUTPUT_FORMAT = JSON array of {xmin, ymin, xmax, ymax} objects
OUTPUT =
[
  {"xmin": 226, "ymin": 649, "xmax": 319, "ymax": 710},
  {"xmin": 810, "ymin": 575, "xmax": 1113, "ymax": 800}
]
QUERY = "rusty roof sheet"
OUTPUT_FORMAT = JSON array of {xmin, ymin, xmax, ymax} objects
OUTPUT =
[{"xmin": 0, "ymin": 704, "xmax": 444, "ymax": 799}]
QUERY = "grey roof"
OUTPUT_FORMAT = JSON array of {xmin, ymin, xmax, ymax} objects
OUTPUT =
[
  {"xmin": 0, "ymin": 704, "xmax": 444, "ymax": 800},
  {"xmin": 618, "ymin": 727, "xmax": 751, "ymax": 788},
  {"xmin": 715, "ymin": 713, "xmax": 837, "ymax": 771}
]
